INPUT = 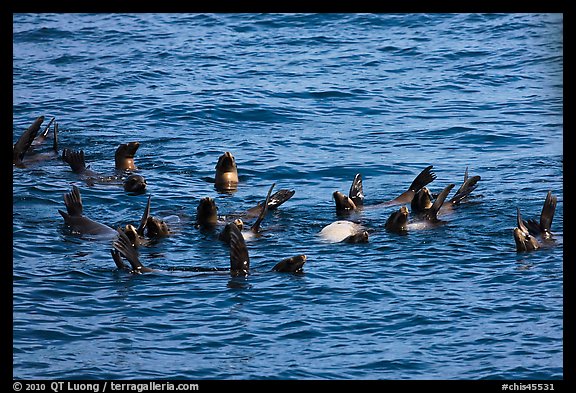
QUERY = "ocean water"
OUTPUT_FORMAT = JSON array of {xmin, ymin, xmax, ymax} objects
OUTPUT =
[{"xmin": 12, "ymin": 13, "xmax": 563, "ymax": 380}]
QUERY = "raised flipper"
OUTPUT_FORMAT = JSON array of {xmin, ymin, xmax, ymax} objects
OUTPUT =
[
  {"xmin": 228, "ymin": 222, "xmax": 250, "ymax": 276},
  {"xmin": 33, "ymin": 117, "xmax": 56, "ymax": 145},
  {"xmin": 449, "ymin": 171, "xmax": 481, "ymax": 205},
  {"xmin": 250, "ymin": 183, "xmax": 275, "ymax": 234},
  {"xmin": 425, "ymin": 183, "xmax": 454, "ymax": 221},
  {"xmin": 53, "ymin": 121, "xmax": 59, "ymax": 152},
  {"xmin": 408, "ymin": 165, "xmax": 436, "ymax": 194},
  {"xmin": 112, "ymin": 228, "xmax": 153, "ymax": 273},
  {"xmin": 111, "ymin": 249, "xmax": 131, "ymax": 272},
  {"xmin": 62, "ymin": 149, "xmax": 89, "ymax": 174},
  {"xmin": 62, "ymin": 185, "xmax": 84, "ymax": 217},
  {"xmin": 271, "ymin": 255, "xmax": 307, "ymax": 273},
  {"xmin": 136, "ymin": 196, "xmax": 152, "ymax": 236},
  {"xmin": 514, "ymin": 207, "xmax": 540, "ymax": 252},
  {"xmin": 245, "ymin": 188, "xmax": 295, "ymax": 217},
  {"xmin": 381, "ymin": 165, "xmax": 437, "ymax": 206},
  {"xmin": 525, "ymin": 191, "xmax": 557, "ymax": 238},
  {"xmin": 348, "ymin": 173, "xmax": 364, "ymax": 207},
  {"xmin": 13, "ymin": 116, "xmax": 44, "ymax": 165}
]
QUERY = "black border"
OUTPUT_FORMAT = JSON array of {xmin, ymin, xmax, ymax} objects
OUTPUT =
[{"xmin": 7, "ymin": 2, "xmax": 573, "ymax": 389}]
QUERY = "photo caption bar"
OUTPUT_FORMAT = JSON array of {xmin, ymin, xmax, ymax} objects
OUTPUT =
[{"xmin": 12, "ymin": 382, "xmax": 200, "ymax": 393}]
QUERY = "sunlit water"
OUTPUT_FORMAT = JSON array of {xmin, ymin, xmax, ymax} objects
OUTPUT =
[{"xmin": 13, "ymin": 13, "xmax": 563, "ymax": 380}]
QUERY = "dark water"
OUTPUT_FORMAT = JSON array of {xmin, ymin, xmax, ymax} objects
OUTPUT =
[{"xmin": 13, "ymin": 13, "xmax": 563, "ymax": 380}]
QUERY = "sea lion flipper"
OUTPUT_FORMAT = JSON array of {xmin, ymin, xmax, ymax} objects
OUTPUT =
[
  {"xmin": 111, "ymin": 249, "xmax": 130, "ymax": 272},
  {"xmin": 449, "ymin": 175, "xmax": 481, "ymax": 205},
  {"xmin": 228, "ymin": 223, "xmax": 250, "ymax": 276},
  {"xmin": 539, "ymin": 191, "xmax": 557, "ymax": 234},
  {"xmin": 62, "ymin": 149, "xmax": 88, "ymax": 174},
  {"xmin": 348, "ymin": 173, "xmax": 364, "ymax": 207},
  {"xmin": 63, "ymin": 185, "xmax": 83, "ymax": 217},
  {"xmin": 427, "ymin": 183, "xmax": 454, "ymax": 220},
  {"xmin": 53, "ymin": 121, "xmax": 59, "ymax": 152},
  {"xmin": 13, "ymin": 115, "xmax": 44, "ymax": 164},
  {"xmin": 408, "ymin": 165, "xmax": 436, "ymax": 193},
  {"xmin": 267, "ymin": 189, "xmax": 295, "ymax": 210},
  {"xmin": 516, "ymin": 207, "xmax": 530, "ymax": 234},
  {"xmin": 113, "ymin": 229, "xmax": 146, "ymax": 272},
  {"xmin": 250, "ymin": 183, "xmax": 275, "ymax": 233},
  {"xmin": 137, "ymin": 196, "xmax": 152, "ymax": 236}
]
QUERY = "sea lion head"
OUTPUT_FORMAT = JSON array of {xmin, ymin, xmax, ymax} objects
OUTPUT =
[
  {"xmin": 333, "ymin": 191, "xmax": 357, "ymax": 212},
  {"xmin": 513, "ymin": 227, "xmax": 540, "ymax": 252},
  {"xmin": 122, "ymin": 224, "xmax": 141, "ymax": 247},
  {"xmin": 272, "ymin": 255, "xmax": 307, "ymax": 273},
  {"xmin": 385, "ymin": 206, "xmax": 409, "ymax": 233},
  {"xmin": 123, "ymin": 174, "xmax": 147, "ymax": 193},
  {"xmin": 215, "ymin": 151, "xmax": 238, "ymax": 191},
  {"xmin": 411, "ymin": 187, "xmax": 433, "ymax": 213},
  {"xmin": 196, "ymin": 197, "xmax": 218, "ymax": 228},
  {"xmin": 344, "ymin": 230, "xmax": 369, "ymax": 243},
  {"xmin": 115, "ymin": 142, "xmax": 140, "ymax": 170},
  {"xmin": 146, "ymin": 216, "xmax": 170, "ymax": 238}
]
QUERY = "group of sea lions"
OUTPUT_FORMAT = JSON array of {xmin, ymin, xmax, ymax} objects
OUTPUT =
[{"xmin": 13, "ymin": 115, "xmax": 560, "ymax": 277}]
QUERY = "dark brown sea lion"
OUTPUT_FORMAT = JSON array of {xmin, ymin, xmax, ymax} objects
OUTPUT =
[
  {"xmin": 333, "ymin": 173, "xmax": 364, "ymax": 213},
  {"xmin": 61, "ymin": 144, "xmax": 146, "ymax": 193},
  {"xmin": 514, "ymin": 191, "xmax": 557, "ymax": 252},
  {"xmin": 13, "ymin": 116, "xmax": 59, "ymax": 167},
  {"xmin": 412, "ymin": 167, "xmax": 481, "ymax": 215},
  {"xmin": 214, "ymin": 151, "xmax": 239, "ymax": 192},
  {"xmin": 271, "ymin": 255, "xmax": 307, "ymax": 273},
  {"xmin": 377, "ymin": 165, "xmax": 437, "ymax": 207},
  {"xmin": 385, "ymin": 183, "xmax": 455, "ymax": 234},
  {"xmin": 218, "ymin": 183, "xmax": 275, "ymax": 244},
  {"xmin": 111, "ymin": 229, "xmax": 155, "ymax": 274},
  {"xmin": 243, "ymin": 188, "xmax": 296, "ymax": 218},
  {"xmin": 58, "ymin": 185, "xmax": 117, "ymax": 237}
]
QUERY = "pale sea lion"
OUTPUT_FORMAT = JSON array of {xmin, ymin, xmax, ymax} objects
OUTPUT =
[
  {"xmin": 319, "ymin": 220, "xmax": 369, "ymax": 243},
  {"xmin": 333, "ymin": 173, "xmax": 364, "ymax": 213},
  {"xmin": 514, "ymin": 191, "xmax": 557, "ymax": 252},
  {"xmin": 214, "ymin": 151, "xmax": 239, "ymax": 192},
  {"xmin": 58, "ymin": 185, "xmax": 117, "ymax": 237},
  {"xmin": 13, "ymin": 116, "xmax": 59, "ymax": 167}
]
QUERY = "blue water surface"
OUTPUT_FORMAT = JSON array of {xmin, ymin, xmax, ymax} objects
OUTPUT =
[{"xmin": 12, "ymin": 13, "xmax": 563, "ymax": 380}]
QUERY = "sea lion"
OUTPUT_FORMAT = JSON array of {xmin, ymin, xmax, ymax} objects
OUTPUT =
[
  {"xmin": 376, "ymin": 165, "xmax": 437, "ymax": 207},
  {"xmin": 13, "ymin": 116, "xmax": 58, "ymax": 167},
  {"xmin": 384, "ymin": 206, "xmax": 409, "ymax": 234},
  {"xmin": 412, "ymin": 167, "xmax": 481, "ymax": 214},
  {"xmin": 243, "ymin": 188, "xmax": 296, "ymax": 218},
  {"xmin": 271, "ymin": 255, "xmax": 307, "ymax": 273},
  {"xmin": 61, "ymin": 144, "xmax": 146, "ymax": 193},
  {"xmin": 218, "ymin": 183, "xmax": 275, "ymax": 244},
  {"xmin": 333, "ymin": 173, "xmax": 364, "ymax": 213},
  {"xmin": 112, "ymin": 219, "xmax": 306, "ymax": 275},
  {"xmin": 226, "ymin": 222, "xmax": 308, "ymax": 274},
  {"xmin": 319, "ymin": 220, "xmax": 369, "ymax": 243},
  {"xmin": 385, "ymin": 183, "xmax": 455, "ymax": 233},
  {"xmin": 195, "ymin": 197, "xmax": 219, "ymax": 230},
  {"xmin": 513, "ymin": 190, "xmax": 557, "ymax": 252},
  {"xmin": 111, "ymin": 229, "xmax": 155, "ymax": 274},
  {"xmin": 58, "ymin": 185, "xmax": 117, "ymax": 237},
  {"xmin": 214, "ymin": 151, "xmax": 239, "ymax": 192}
]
